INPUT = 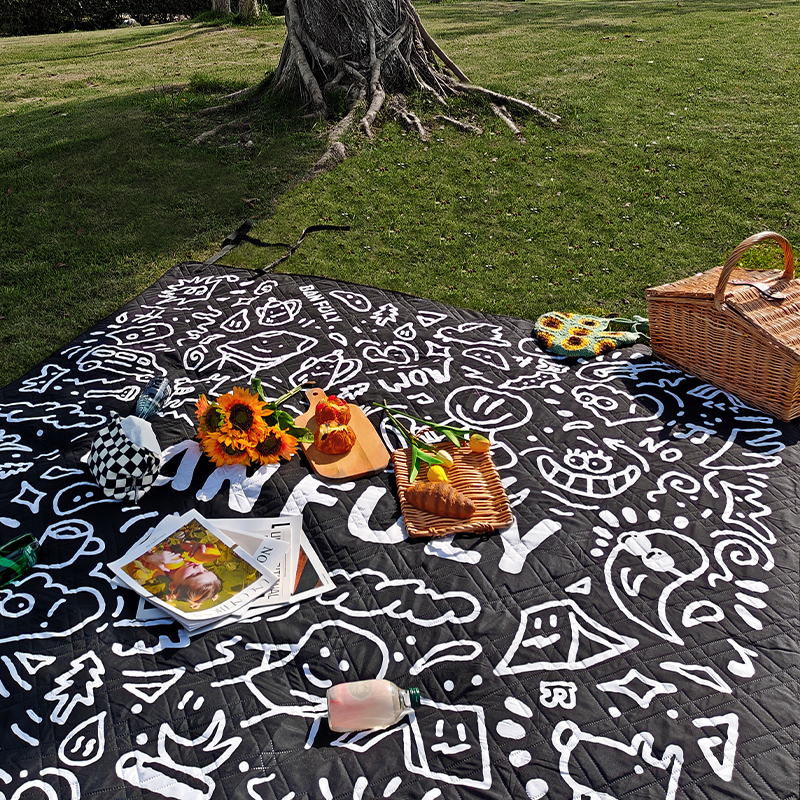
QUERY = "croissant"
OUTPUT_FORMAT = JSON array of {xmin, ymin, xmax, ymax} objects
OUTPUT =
[{"xmin": 404, "ymin": 481, "xmax": 475, "ymax": 519}]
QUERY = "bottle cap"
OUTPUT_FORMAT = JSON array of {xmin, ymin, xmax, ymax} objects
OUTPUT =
[
  {"xmin": 0, "ymin": 532, "xmax": 40, "ymax": 588},
  {"xmin": 408, "ymin": 687, "xmax": 421, "ymax": 708}
]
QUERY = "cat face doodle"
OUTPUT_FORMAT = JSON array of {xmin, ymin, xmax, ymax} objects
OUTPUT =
[
  {"xmin": 537, "ymin": 443, "xmax": 640, "ymax": 499},
  {"xmin": 552, "ymin": 720, "xmax": 684, "ymax": 800},
  {"xmin": 605, "ymin": 530, "xmax": 709, "ymax": 645}
]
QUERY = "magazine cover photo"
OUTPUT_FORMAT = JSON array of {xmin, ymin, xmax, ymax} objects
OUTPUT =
[{"xmin": 121, "ymin": 516, "xmax": 261, "ymax": 612}]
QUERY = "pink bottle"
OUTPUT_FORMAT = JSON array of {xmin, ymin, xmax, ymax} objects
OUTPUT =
[{"xmin": 327, "ymin": 679, "xmax": 421, "ymax": 732}]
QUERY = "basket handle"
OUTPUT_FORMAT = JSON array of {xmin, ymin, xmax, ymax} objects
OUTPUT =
[{"xmin": 714, "ymin": 231, "xmax": 795, "ymax": 312}]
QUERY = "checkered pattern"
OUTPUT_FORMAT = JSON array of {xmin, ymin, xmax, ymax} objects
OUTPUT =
[{"xmin": 87, "ymin": 412, "xmax": 161, "ymax": 502}]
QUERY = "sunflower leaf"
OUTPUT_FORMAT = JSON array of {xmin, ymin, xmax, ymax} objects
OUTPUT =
[{"xmin": 285, "ymin": 424, "xmax": 313, "ymax": 443}]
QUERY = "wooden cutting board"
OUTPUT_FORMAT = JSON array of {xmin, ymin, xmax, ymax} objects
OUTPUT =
[{"xmin": 294, "ymin": 388, "xmax": 391, "ymax": 480}]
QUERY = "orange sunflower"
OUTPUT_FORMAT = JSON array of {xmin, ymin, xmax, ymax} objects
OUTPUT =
[
  {"xmin": 195, "ymin": 394, "xmax": 225, "ymax": 434},
  {"xmin": 561, "ymin": 335, "xmax": 589, "ymax": 351},
  {"xmin": 594, "ymin": 338, "xmax": 618, "ymax": 355},
  {"xmin": 201, "ymin": 430, "xmax": 252, "ymax": 468},
  {"xmin": 216, "ymin": 386, "xmax": 269, "ymax": 442},
  {"xmin": 248, "ymin": 425, "xmax": 299, "ymax": 465}
]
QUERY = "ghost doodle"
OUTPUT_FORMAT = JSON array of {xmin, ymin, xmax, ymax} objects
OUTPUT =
[{"xmin": 605, "ymin": 529, "xmax": 709, "ymax": 645}]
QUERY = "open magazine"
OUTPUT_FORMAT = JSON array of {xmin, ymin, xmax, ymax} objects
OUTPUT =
[{"xmin": 114, "ymin": 510, "xmax": 334, "ymax": 633}]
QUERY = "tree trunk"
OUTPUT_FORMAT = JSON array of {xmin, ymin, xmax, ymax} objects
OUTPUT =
[
  {"xmin": 239, "ymin": 0, "xmax": 260, "ymax": 18},
  {"xmin": 273, "ymin": 0, "xmax": 468, "ymax": 119},
  {"xmin": 212, "ymin": 0, "xmax": 232, "ymax": 13},
  {"xmin": 196, "ymin": 0, "xmax": 557, "ymax": 170}
]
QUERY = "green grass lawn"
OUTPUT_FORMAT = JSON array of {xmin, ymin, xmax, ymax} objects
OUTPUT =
[{"xmin": 1, "ymin": 1, "xmax": 798, "ymax": 388}]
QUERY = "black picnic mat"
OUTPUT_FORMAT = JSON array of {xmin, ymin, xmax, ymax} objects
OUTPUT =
[{"xmin": 0, "ymin": 262, "xmax": 797, "ymax": 800}]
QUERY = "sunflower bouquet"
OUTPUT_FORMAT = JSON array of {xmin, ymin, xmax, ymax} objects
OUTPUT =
[{"xmin": 195, "ymin": 382, "xmax": 313, "ymax": 468}]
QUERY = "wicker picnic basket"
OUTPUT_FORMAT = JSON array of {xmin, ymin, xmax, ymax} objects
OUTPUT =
[{"xmin": 646, "ymin": 231, "xmax": 800, "ymax": 421}]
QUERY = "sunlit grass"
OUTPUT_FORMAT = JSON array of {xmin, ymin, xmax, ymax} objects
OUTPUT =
[{"xmin": 1, "ymin": 0, "xmax": 798, "ymax": 387}]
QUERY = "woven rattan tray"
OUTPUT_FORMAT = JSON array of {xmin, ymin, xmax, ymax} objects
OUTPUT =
[{"xmin": 392, "ymin": 443, "xmax": 512, "ymax": 538}]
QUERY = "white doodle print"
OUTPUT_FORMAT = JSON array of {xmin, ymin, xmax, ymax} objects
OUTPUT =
[
  {"xmin": 58, "ymin": 711, "xmax": 107, "ymax": 767},
  {"xmin": 445, "ymin": 386, "xmax": 532, "ymax": 433},
  {"xmin": 596, "ymin": 670, "xmax": 677, "ymax": 709},
  {"xmin": 155, "ymin": 440, "xmax": 203, "ymax": 492},
  {"xmin": 682, "ymin": 600, "xmax": 725, "ymax": 628},
  {"xmin": 329, "ymin": 289, "xmax": 372, "ymax": 313},
  {"xmin": 289, "ymin": 349, "xmax": 363, "ymax": 391},
  {"xmin": 254, "ymin": 296, "xmax": 303, "ymax": 328},
  {"xmin": 212, "ymin": 620, "xmax": 390, "ymax": 727},
  {"xmin": 320, "ymin": 569, "xmax": 481, "ymax": 626},
  {"xmin": 196, "ymin": 462, "xmax": 281, "ymax": 513},
  {"xmin": 434, "ymin": 322, "xmax": 511, "ymax": 348},
  {"xmin": 495, "ymin": 599, "xmax": 638, "ymax": 675},
  {"xmin": 605, "ymin": 529, "xmax": 709, "ymax": 645},
  {"xmin": 0, "ymin": 573, "xmax": 105, "ymax": 644},
  {"xmin": 536, "ymin": 439, "xmax": 643, "ymax": 499},
  {"xmin": 692, "ymin": 713, "xmax": 739, "ymax": 781},
  {"xmin": 75, "ymin": 345, "xmax": 167, "ymax": 377},
  {"xmin": 725, "ymin": 639, "xmax": 759, "ymax": 678},
  {"xmin": 539, "ymin": 681, "xmax": 578, "ymax": 710},
  {"xmin": 552, "ymin": 721, "xmax": 684, "ymax": 800},
  {"xmin": 44, "ymin": 651, "xmax": 105, "ymax": 725},
  {"xmin": 1, "ymin": 768, "xmax": 81, "ymax": 799},
  {"xmin": 122, "ymin": 668, "xmax": 186, "ymax": 704},
  {"xmin": 0, "ymin": 401, "xmax": 107, "ymax": 430},
  {"xmin": 333, "ymin": 699, "xmax": 492, "ymax": 791},
  {"xmin": 409, "ymin": 642, "xmax": 483, "ymax": 675},
  {"xmin": 189, "ymin": 330, "xmax": 318, "ymax": 378},
  {"xmin": 659, "ymin": 662, "xmax": 732, "ymax": 694},
  {"xmin": 116, "ymin": 709, "xmax": 241, "ymax": 799},
  {"xmin": 573, "ymin": 383, "xmax": 663, "ymax": 427},
  {"xmin": 36, "ymin": 519, "xmax": 105, "ymax": 568},
  {"xmin": 347, "ymin": 486, "xmax": 407, "ymax": 545},
  {"xmin": 424, "ymin": 535, "xmax": 482, "ymax": 565},
  {"xmin": 106, "ymin": 321, "xmax": 175, "ymax": 347},
  {"xmin": 498, "ymin": 518, "xmax": 562, "ymax": 575}
]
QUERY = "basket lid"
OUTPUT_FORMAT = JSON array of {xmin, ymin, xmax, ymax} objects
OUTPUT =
[
  {"xmin": 724, "ymin": 278, "xmax": 800, "ymax": 355},
  {"xmin": 646, "ymin": 266, "xmax": 784, "ymax": 300}
]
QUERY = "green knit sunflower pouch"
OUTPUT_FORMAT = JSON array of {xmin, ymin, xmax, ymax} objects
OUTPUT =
[{"xmin": 534, "ymin": 312, "xmax": 650, "ymax": 358}]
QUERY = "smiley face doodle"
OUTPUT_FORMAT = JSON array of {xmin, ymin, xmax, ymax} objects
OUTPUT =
[
  {"xmin": 536, "ymin": 441, "xmax": 641, "ymax": 499},
  {"xmin": 445, "ymin": 387, "xmax": 532, "ymax": 433}
]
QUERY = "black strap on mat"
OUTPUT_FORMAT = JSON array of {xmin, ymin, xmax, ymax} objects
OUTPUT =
[{"xmin": 203, "ymin": 219, "xmax": 350, "ymax": 271}]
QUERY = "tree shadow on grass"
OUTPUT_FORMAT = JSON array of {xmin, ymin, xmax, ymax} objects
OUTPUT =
[{"xmin": 0, "ymin": 85, "xmax": 324, "ymax": 387}]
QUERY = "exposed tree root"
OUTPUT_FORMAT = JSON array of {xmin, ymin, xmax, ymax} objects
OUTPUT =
[
  {"xmin": 193, "ymin": 117, "xmax": 250, "ymax": 145},
  {"xmin": 491, "ymin": 103, "xmax": 526, "ymax": 142},
  {"xmin": 434, "ymin": 114, "xmax": 482, "ymax": 135}
]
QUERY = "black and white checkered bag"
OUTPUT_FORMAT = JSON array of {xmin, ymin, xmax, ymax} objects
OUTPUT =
[{"xmin": 87, "ymin": 412, "xmax": 161, "ymax": 502}]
